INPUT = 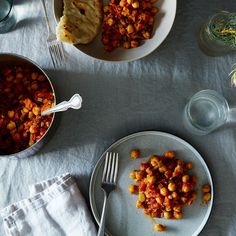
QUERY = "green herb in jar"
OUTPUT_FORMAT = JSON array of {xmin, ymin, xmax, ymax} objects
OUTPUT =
[{"xmin": 210, "ymin": 12, "xmax": 236, "ymax": 48}]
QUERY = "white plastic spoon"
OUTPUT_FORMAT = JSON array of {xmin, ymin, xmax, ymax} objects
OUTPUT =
[{"xmin": 41, "ymin": 93, "xmax": 82, "ymax": 116}]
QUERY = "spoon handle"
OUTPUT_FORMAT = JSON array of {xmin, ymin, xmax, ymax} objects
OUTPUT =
[
  {"xmin": 41, "ymin": 101, "xmax": 70, "ymax": 116},
  {"xmin": 41, "ymin": 94, "xmax": 82, "ymax": 116}
]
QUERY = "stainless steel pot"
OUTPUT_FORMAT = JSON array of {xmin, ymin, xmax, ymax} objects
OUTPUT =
[{"xmin": 0, "ymin": 53, "xmax": 56, "ymax": 158}]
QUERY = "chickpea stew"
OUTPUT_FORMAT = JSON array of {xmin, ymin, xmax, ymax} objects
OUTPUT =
[
  {"xmin": 102, "ymin": 0, "xmax": 159, "ymax": 51},
  {"xmin": 129, "ymin": 151, "xmax": 198, "ymax": 220},
  {"xmin": 0, "ymin": 66, "xmax": 54, "ymax": 155}
]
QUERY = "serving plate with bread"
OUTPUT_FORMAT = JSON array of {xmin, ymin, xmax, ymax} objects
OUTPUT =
[{"xmin": 53, "ymin": 0, "xmax": 177, "ymax": 62}]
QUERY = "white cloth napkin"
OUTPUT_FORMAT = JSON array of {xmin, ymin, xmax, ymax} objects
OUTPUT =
[{"xmin": 0, "ymin": 173, "xmax": 97, "ymax": 236}]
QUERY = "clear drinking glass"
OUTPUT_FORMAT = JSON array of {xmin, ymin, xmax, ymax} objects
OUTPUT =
[
  {"xmin": 184, "ymin": 90, "xmax": 229, "ymax": 135},
  {"xmin": 0, "ymin": 0, "xmax": 16, "ymax": 34},
  {"xmin": 198, "ymin": 11, "xmax": 236, "ymax": 56}
]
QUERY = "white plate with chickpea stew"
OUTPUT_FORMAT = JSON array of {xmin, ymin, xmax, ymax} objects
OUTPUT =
[
  {"xmin": 53, "ymin": 0, "xmax": 176, "ymax": 62},
  {"xmin": 89, "ymin": 131, "xmax": 213, "ymax": 236}
]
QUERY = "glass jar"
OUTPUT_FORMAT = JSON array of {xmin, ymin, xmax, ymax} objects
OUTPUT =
[
  {"xmin": 198, "ymin": 11, "xmax": 236, "ymax": 56},
  {"xmin": 0, "ymin": 0, "xmax": 16, "ymax": 34}
]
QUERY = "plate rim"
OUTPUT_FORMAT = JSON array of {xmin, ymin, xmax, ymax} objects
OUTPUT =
[
  {"xmin": 89, "ymin": 131, "xmax": 214, "ymax": 236},
  {"xmin": 53, "ymin": 0, "xmax": 177, "ymax": 63}
]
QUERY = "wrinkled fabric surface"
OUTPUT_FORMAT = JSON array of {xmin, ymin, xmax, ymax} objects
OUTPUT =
[
  {"xmin": 0, "ymin": 0, "xmax": 236, "ymax": 236},
  {"xmin": 0, "ymin": 173, "xmax": 97, "ymax": 236}
]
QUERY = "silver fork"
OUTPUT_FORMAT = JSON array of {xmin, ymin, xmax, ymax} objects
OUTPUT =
[
  {"xmin": 41, "ymin": 0, "xmax": 65, "ymax": 68},
  {"xmin": 98, "ymin": 152, "xmax": 119, "ymax": 236}
]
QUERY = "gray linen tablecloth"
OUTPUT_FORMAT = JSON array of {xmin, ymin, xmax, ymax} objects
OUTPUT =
[{"xmin": 0, "ymin": 0, "xmax": 236, "ymax": 235}]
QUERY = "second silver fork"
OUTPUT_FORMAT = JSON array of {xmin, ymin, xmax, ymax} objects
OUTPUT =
[
  {"xmin": 98, "ymin": 152, "xmax": 119, "ymax": 236},
  {"xmin": 41, "ymin": 0, "xmax": 64, "ymax": 68}
]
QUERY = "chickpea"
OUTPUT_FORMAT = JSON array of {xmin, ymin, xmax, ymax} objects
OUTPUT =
[
  {"xmin": 130, "ymin": 40, "xmax": 139, "ymax": 48},
  {"xmin": 164, "ymin": 150, "xmax": 175, "ymax": 158},
  {"xmin": 182, "ymin": 175, "xmax": 190, "ymax": 183},
  {"xmin": 151, "ymin": 211, "xmax": 159, "ymax": 218},
  {"xmin": 129, "ymin": 170, "xmax": 136, "ymax": 179},
  {"xmin": 159, "ymin": 165, "xmax": 167, "ymax": 173},
  {"xmin": 202, "ymin": 193, "xmax": 211, "ymax": 203},
  {"xmin": 187, "ymin": 192, "xmax": 197, "ymax": 205},
  {"xmin": 150, "ymin": 155, "xmax": 159, "ymax": 166},
  {"xmin": 160, "ymin": 187, "xmax": 169, "ymax": 196},
  {"xmin": 126, "ymin": 24, "xmax": 134, "ymax": 34},
  {"xmin": 173, "ymin": 165, "xmax": 183, "ymax": 176},
  {"xmin": 119, "ymin": 0, "xmax": 125, "ymax": 7},
  {"xmin": 168, "ymin": 182, "xmax": 177, "ymax": 192},
  {"xmin": 29, "ymin": 139, "xmax": 34, "ymax": 146},
  {"xmin": 37, "ymin": 75, "xmax": 46, "ymax": 81},
  {"xmin": 177, "ymin": 160, "xmax": 184, "ymax": 166},
  {"xmin": 151, "ymin": 7, "xmax": 158, "ymax": 14},
  {"xmin": 130, "ymin": 149, "xmax": 140, "ymax": 159},
  {"xmin": 132, "ymin": 1, "xmax": 139, "ymax": 8},
  {"xmin": 182, "ymin": 183, "xmax": 192, "ymax": 193},
  {"xmin": 185, "ymin": 162, "xmax": 193, "ymax": 170},
  {"xmin": 147, "ymin": 175, "xmax": 156, "ymax": 184},
  {"xmin": 145, "ymin": 167, "xmax": 153, "ymax": 175},
  {"xmin": 136, "ymin": 200, "xmax": 143, "ymax": 208},
  {"xmin": 103, "ymin": 5, "xmax": 109, "ymax": 12},
  {"xmin": 128, "ymin": 185, "xmax": 138, "ymax": 194},
  {"xmin": 31, "ymin": 81, "xmax": 38, "ymax": 90},
  {"xmin": 181, "ymin": 196, "xmax": 188, "ymax": 204},
  {"xmin": 135, "ymin": 171, "xmax": 143, "ymax": 181},
  {"xmin": 191, "ymin": 191, "xmax": 197, "ymax": 201},
  {"xmin": 156, "ymin": 195, "xmax": 163, "ymax": 205},
  {"xmin": 202, "ymin": 184, "xmax": 211, "ymax": 193},
  {"xmin": 23, "ymin": 107, "xmax": 29, "ymax": 113},
  {"xmin": 173, "ymin": 211, "xmax": 183, "ymax": 219},
  {"xmin": 31, "ymin": 72, "xmax": 38, "ymax": 80},
  {"xmin": 123, "ymin": 41, "xmax": 131, "ymax": 49},
  {"xmin": 165, "ymin": 205, "xmax": 172, "ymax": 212},
  {"xmin": 173, "ymin": 206, "xmax": 182, "ymax": 213},
  {"xmin": 32, "ymin": 106, "xmax": 40, "ymax": 116},
  {"xmin": 164, "ymin": 170, "xmax": 172, "ymax": 179},
  {"xmin": 29, "ymin": 124, "xmax": 38, "ymax": 134},
  {"xmin": 7, "ymin": 121, "xmax": 16, "ymax": 130},
  {"xmin": 138, "ymin": 192, "xmax": 146, "ymax": 202},
  {"xmin": 8, "ymin": 111, "xmax": 14, "ymax": 119},
  {"xmin": 16, "ymin": 72, "xmax": 23, "ymax": 79},
  {"xmin": 142, "ymin": 31, "xmax": 151, "ymax": 39},
  {"xmin": 107, "ymin": 18, "xmax": 114, "ymax": 26},
  {"xmin": 163, "ymin": 211, "xmax": 172, "ymax": 219},
  {"xmin": 171, "ymin": 191, "xmax": 178, "ymax": 199},
  {"xmin": 154, "ymin": 223, "xmax": 166, "ymax": 232},
  {"xmin": 28, "ymin": 112, "xmax": 33, "ymax": 119}
]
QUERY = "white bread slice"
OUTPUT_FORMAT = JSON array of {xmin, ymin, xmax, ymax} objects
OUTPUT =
[{"xmin": 56, "ymin": 0, "xmax": 102, "ymax": 44}]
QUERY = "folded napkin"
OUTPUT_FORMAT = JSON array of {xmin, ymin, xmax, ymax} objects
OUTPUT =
[{"xmin": 0, "ymin": 173, "xmax": 97, "ymax": 236}]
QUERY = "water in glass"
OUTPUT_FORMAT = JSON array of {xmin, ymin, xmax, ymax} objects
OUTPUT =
[{"xmin": 184, "ymin": 90, "xmax": 229, "ymax": 135}]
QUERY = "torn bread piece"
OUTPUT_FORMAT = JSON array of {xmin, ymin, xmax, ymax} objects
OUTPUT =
[{"xmin": 56, "ymin": 0, "xmax": 103, "ymax": 44}]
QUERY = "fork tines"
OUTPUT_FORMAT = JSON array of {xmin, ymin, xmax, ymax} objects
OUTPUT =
[
  {"xmin": 48, "ymin": 42, "xmax": 65, "ymax": 68},
  {"xmin": 102, "ymin": 152, "xmax": 119, "ymax": 184},
  {"xmin": 41, "ymin": 0, "xmax": 65, "ymax": 68}
]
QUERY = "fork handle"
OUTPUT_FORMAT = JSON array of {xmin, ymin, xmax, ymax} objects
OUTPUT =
[
  {"xmin": 97, "ymin": 192, "xmax": 109, "ymax": 236},
  {"xmin": 40, "ymin": 0, "xmax": 53, "ymax": 34}
]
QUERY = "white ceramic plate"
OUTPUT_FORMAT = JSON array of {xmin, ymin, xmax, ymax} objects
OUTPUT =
[
  {"xmin": 89, "ymin": 131, "xmax": 213, "ymax": 236},
  {"xmin": 53, "ymin": 0, "xmax": 176, "ymax": 62}
]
